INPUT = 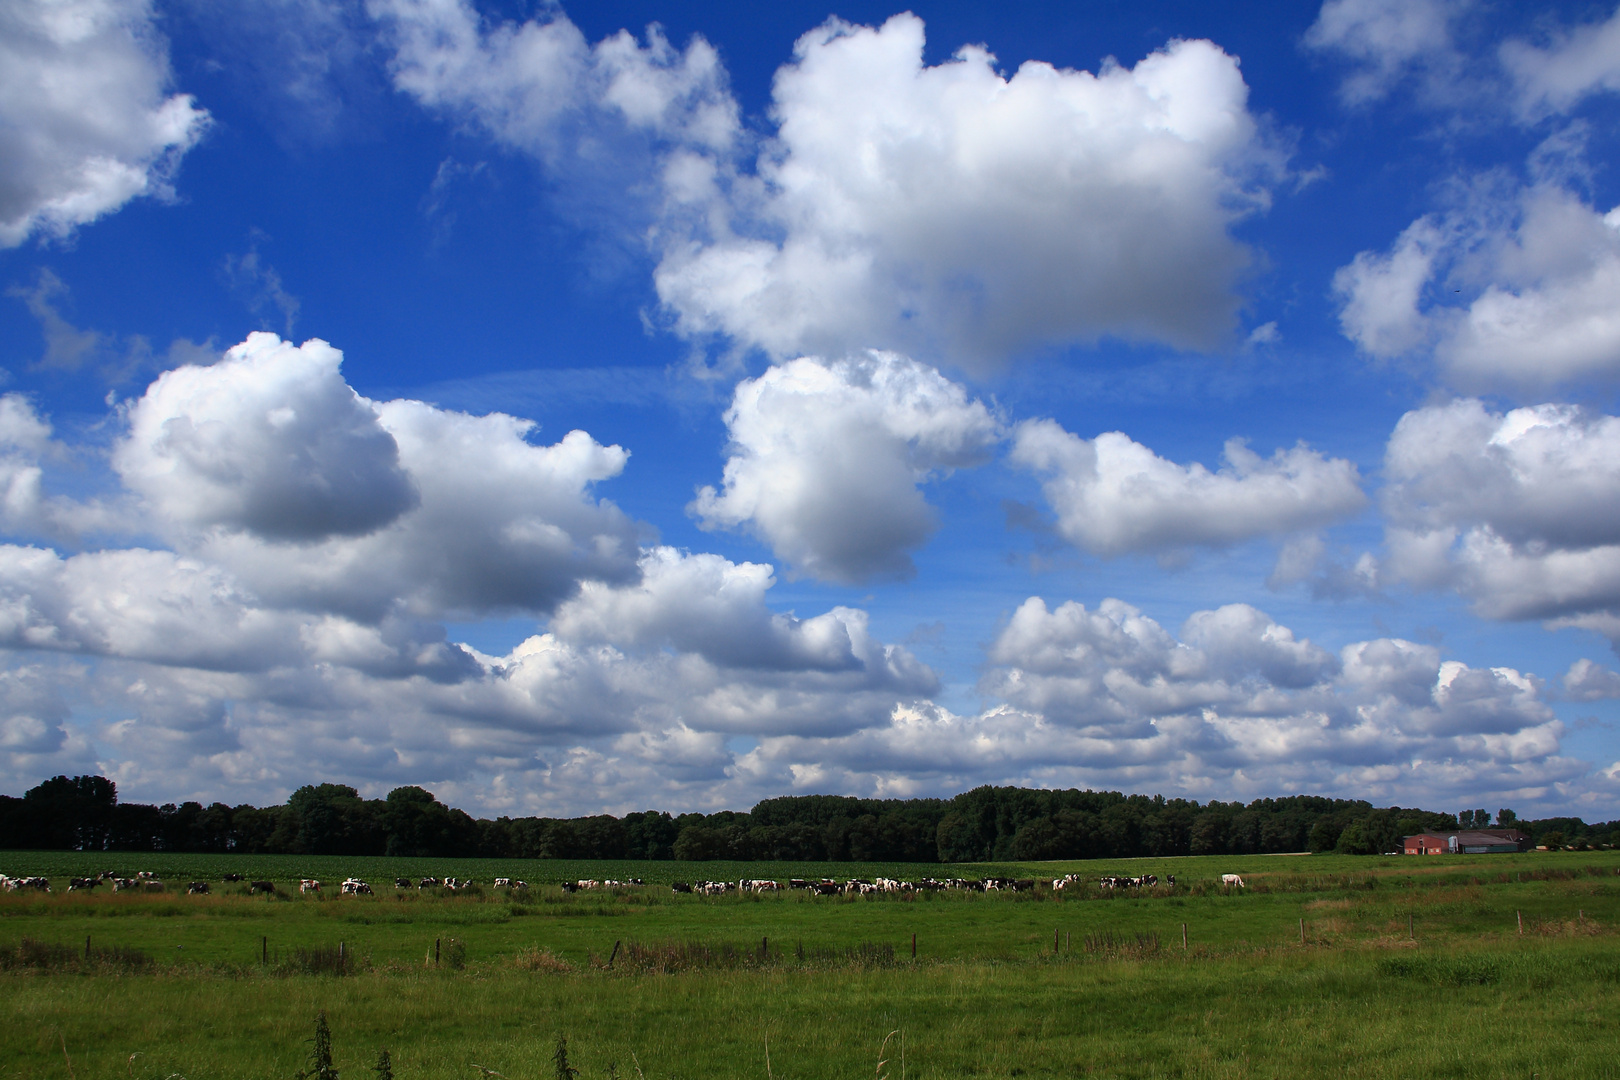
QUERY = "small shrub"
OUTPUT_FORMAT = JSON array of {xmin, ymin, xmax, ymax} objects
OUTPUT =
[
  {"xmin": 443, "ymin": 938, "xmax": 467, "ymax": 970},
  {"xmin": 553, "ymin": 1035, "xmax": 580, "ymax": 1080},
  {"xmin": 511, "ymin": 947, "xmax": 574, "ymax": 973},
  {"xmin": 295, "ymin": 1011, "xmax": 339, "ymax": 1080}
]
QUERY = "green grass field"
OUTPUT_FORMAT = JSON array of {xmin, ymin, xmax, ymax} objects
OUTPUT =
[{"xmin": 2, "ymin": 850, "xmax": 1618, "ymax": 1078}]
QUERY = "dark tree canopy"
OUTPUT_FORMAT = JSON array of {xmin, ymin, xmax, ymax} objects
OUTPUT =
[{"xmin": 1, "ymin": 776, "xmax": 1611, "ymax": 860}]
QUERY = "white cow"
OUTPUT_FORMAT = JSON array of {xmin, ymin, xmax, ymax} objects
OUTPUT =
[
  {"xmin": 300, "ymin": 879, "xmax": 321, "ymax": 894},
  {"xmin": 1220, "ymin": 874, "xmax": 1245, "ymax": 888}
]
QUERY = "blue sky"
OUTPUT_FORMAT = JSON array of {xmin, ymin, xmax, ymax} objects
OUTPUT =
[{"xmin": 4, "ymin": 0, "xmax": 1620, "ymax": 820}]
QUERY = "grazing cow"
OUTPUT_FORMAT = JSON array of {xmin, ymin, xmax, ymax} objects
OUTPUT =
[
  {"xmin": 142, "ymin": 881, "xmax": 165, "ymax": 892},
  {"xmin": 187, "ymin": 881, "xmax": 210, "ymax": 895},
  {"xmin": 1166, "ymin": 875, "xmax": 1176, "ymax": 887},
  {"xmin": 510, "ymin": 880, "xmax": 528, "ymax": 890},
  {"xmin": 671, "ymin": 882, "xmax": 693, "ymax": 894},
  {"xmin": 340, "ymin": 878, "xmax": 372, "ymax": 895},
  {"xmin": 136, "ymin": 871, "xmax": 156, "ymax": 881},
  {"xmin": 112, "ymin": 877, "xmax": 137, "ymax": 892},
  {"xmin": 494, "ymin": 877, "xmax": 511, "ymax": 888},
  {"xmin": 222, "ymin": 873, "xmax": 244, "ymax": 882},
  {"xmin": 742, "ymin": 879, "xmax": 781, "ymax": 892},
  {"xmin": 1220, "ymin": 874, "xmax": 1245, "ymax": 889},
  {"xmin": 395, "ymin": 877, "xmax": 412, "ymax": 890},
  {"xmin": 249, "ymin": 881, "xmax": 276, "ymax": 895},
  {"xmin": 299, "ymin": 879, "xmax": 321, "ymax": 894},
  {"xmin": 418, "ymin": 877, "xmax": 440, "ymax": 889},
  {"xmin": 68, "ymin": 877, "xmax": 99, "ymax": 891}
]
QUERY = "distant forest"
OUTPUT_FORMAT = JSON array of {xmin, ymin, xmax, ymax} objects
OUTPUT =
[{"xmin": 2, "ymin": 775, "xmax": 1616, "ymax": 861}]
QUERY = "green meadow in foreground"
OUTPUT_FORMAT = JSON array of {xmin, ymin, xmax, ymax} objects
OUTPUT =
[{"xmin": 1, "ymin": 850, "xmax": 1617, "ymax": 1078}]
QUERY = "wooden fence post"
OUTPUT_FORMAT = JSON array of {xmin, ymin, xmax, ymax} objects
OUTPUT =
[
  {"xmin": 1182, "ymin": 923, "xmax": 1188, "ymax": 949},
  {"xmin": 435, "ymin": 938, "xmax": 441, "ymax": 964},
  {"xmin": 1517, "ymin": 911, "xmax": 1523, "ymax": 936},
  {"xmin": 911, "ymin": 933, "xmax": 916, "ymax": 959},
  {"xmin": 262, "ymin": 936, "xmax": 267, "ymax": 965},
  {"xmin": 1054, "ymin": 928, "xmax": 1059, "ymax": 954},
  {"xmin": 84, "ymin": 935, "xmax": 90, "ymax": 961},
  {"xmin": 1299, "ymin": 918, "xmax": 1305, "ymax": 945}
]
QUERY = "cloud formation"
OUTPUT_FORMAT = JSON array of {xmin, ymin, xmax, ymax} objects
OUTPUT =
[
  {"xmin": 1010, "ymin": 419, "xmax": 1366, "ymax": 557},
  {"xmin": 732, "ymin": 596, "xmax": 1574, "ymax": 811},
  {"xmin": 1304, "ymin": 0, "xmax": 1469, "ymax": 106},
  {"xmin": 0, "ymin": 0, "xmax": 209, "ymax": 246},
  {"xmin": 1502, "ymin": 6, "xmax": 1620, "ymax": 118},
  {"xmin": 372, "ymin": 3, "xmax": 1281, "ymax": 371},
  {"xmin": 1382, "ymin": 398, "xmax": 1620, "ymax": 632},
  {"xmin": 655, "ymin": 14, "xmax": 1280, "ymax": 369},
  {"xmin": 368, "ymin": 0, "xmax": 738, "ymax": 176},
  {"xmin": 108, "ymin": 333, "xmax": 644, "ymax": 622},
  {"xmin": 116, "ymin": 334, "xmax": 418, "ymax": 542},
  {"xmin": 691, "ymin": 352, "xmax": 1000, "ymax": 583},
  {"xmin": 1334, "ymin": 174, "xmax": 1620, "ymax": 391}
]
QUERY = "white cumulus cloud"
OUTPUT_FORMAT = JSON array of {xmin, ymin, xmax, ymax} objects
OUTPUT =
[
  {"xmin": 1564, "ymin": 657, "xmax": 1620, "ymax": 701},
  {"xmin": 731, "ymin": 596, "xmax": 1574, "ymax": 811},
  {"xmin": 115, "ymin": 334, "xmax": 419, "ymax": 542},
  {"xmin": 1382, "ymin": 398, "xmax": 1620, "ymax": 632},
  {"xmin": 0, "ymin": 0, "xmax": 209, "ymax": 246},
  {"xmin": 655, "ymin": 14, "xmax": 1281, "ymax": 370},
  {"xmin": 691, "ymin": 351, "xmax": 1000, "ymax": 583},
  {"xmin": 1334, "ymin": 174, "xmax": 1620, "ymax": 392},
  {"xmin": 114, "ymin": 333, "xmax": 642, "ymax": 622},
  {"xmin": 1010, "ymin": 419, "xmax": 1365, "ymax": 557}
]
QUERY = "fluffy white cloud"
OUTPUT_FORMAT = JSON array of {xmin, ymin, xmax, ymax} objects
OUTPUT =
[
  {"xmin": 1382, "ymin": 398, "xmax": 1620, "ymax": 625},
  {"xmin": 0, "ymin": 0, "xmax": 209, "ymax": 246},
  {"xmin": 1334, "ymin": 178, "xmax": 1620, "ymax": 391},
  {"xmin": 1304, "ymin": 0, "xmax": 1467, "ymax": 105},
  {"xmin": 1564, "ymin": 658, "xmax": 1620, "ymax": 702},
  {"xmin": 0, "ymin": 334, "xmax": 949, "ymax": 809},
  {"xmin": 116, "ymin": 334, "xmax": 418, "ymax": 542},
  {"xmin": 368, "ymin": 0, "xmax": 737, "ymax": 160},
  {"xmin": 1502, "ymin": 5, "xmax": 1620, "ymax": 117},
  {"xmin": 729, "ymin": 597, "xmax": 1574, "ymax": 810},
  {"xmin": 691, "ymin": 352, "xmax": 1000, "ymax": 583},
  {"xmin": 655, "ymin": 15, "xmax": 1280, "ymax": 369},
  {"xmin": 0, "ymin": 542, "xmax": 938, "ymax": 811},
  {"xmin": 112, "ymin": 333, "xmax": 641, "ymax": 621},
  {"xmin": 374, "ymin": 4, "xmax": 1280, "ymax": 369},
  {"xmin": 1010, "ymin": 419, "xmax": 1365, "ymax": 557}
]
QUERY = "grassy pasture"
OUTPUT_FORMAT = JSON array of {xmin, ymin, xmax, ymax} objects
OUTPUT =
[{"xmin": 1, "ymin": 850, "xmax": 1618, "ymax": 1078}]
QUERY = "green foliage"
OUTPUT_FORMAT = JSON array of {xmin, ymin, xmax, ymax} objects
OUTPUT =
[
  {"xmin": 3, "ymin": 773, "xmax": 1614, "ymax": 866},
  {"xmin": 295, "ymin": 1011, "xmax": 339, "ymax": 1080},
  {"xmin": 552, "ymin": 1035, "xmax": 579, "ymax": 1080},
  {"xmin": 372, "ymin": 1048, "xmax": 393, "ymax": 1080}
]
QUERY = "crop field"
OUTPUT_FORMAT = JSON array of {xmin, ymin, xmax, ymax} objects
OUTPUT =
[{"xmin": 2, "ymin": 850, "xmax": 1619, "ymax": 1079}]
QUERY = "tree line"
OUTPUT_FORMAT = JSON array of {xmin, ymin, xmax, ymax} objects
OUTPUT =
[{"xmin": 2, "ymin": 774, "xmax": 1615, "ymax": 861}]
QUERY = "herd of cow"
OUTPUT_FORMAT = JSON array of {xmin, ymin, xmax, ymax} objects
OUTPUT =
[{"xmin": 1, "ymin": 871, "xmax": 1248, "ymax": 895}]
